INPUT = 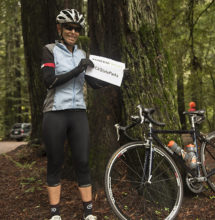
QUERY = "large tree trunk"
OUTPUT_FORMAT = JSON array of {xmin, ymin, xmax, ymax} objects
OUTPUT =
[
  {"xmin": 62, "ymin": 0, "xmax": 84, "ymax": 11},
  {"xmin": 88, "ymin": 0, "xmax": 180, "ymax": 184},
  {"xmin": 20, "ymin": 0, "xmax": 59, "ymax": 143},
  {"xmin": 88, "ymin": 0, "xmax": 124, "ymax": 185}
]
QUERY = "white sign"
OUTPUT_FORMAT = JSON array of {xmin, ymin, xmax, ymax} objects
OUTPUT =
[{"xmin": 85, "ymin": 55, "xmax": 125, "ymax": 87}]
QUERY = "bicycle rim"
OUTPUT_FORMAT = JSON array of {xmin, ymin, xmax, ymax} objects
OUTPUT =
[
  {"xmin": 105, "ymin": 142, "xmax": 183, "ymax": 220},
  {"xmin": 201, "ymin": 132, "xmax": 215, "ymax": 192}
]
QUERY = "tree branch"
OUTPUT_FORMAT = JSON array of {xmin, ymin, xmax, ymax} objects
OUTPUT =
[{"xmin": 193, "ymin": 0, "xmax": 215, "ymax": 27}]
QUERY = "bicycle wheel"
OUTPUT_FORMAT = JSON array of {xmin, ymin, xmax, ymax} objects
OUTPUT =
[
  {"xmin": 105, "ymin": 141, "xmax": 183, "ymax": 220},
  {"xmin": 201, "ymin": 131, "xmax": 215, "ymax": 192}
]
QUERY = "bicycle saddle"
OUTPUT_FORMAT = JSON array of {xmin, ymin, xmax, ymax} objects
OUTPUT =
[{"xmin": 183, "ymin": 110, "xmax": 205, "ymax": 116}]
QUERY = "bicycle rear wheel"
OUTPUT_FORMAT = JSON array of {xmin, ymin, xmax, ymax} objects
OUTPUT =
[
  {"xmin": 105, "ymin": 142, "xmax": 183, "ymax": 220},
  {"xmin": 201, "ymin": 131, "xmax": 215, "ymax": 192}
]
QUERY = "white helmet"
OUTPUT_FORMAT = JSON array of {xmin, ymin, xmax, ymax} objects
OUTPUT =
[{"xmin": 56, "ymin": 9, "xmax": 85, "ymax": 28}]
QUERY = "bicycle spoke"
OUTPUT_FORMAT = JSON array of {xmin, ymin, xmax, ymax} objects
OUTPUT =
[
  {"xmin": 151, "ymin": 176, "xmax": 177, "ymax": 184},
  {"xmin": 135, "ymin": 147, "xmax": 145, "ymax": 172},
  {"xmin": 205, "ymin": 145, "xmax": 215, "ymax": 161},
  {"xmin": 201, "ymin": 135, "xmax": 215, "ymax": 192},
  {"xmin": 105, "ymin": 143, "xmax": 183, "ymax": 220},
  {"xmin": 118, "ymin": 154, "xmax": 142, "ymax": 178},
  {"xmin": 111, "ymin": 178, "xmax": 142, "ymax": 184},
  {"xmin": 145, "ymin": 184, "xmax": 178, "ymax": 201}
]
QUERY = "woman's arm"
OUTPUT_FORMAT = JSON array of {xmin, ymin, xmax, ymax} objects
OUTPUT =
[
  {"xmin": 85, "ymin": 75, "xmax": 109, "ymax": 89},
  {"xmin": 41, "ymin": 46, "xmax": 93, "ymax": 89}
]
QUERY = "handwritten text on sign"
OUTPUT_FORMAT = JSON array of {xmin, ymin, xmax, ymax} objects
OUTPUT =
[{"xmin": 85, "ymin": 55, "xmax": 125, "ymax": 87}]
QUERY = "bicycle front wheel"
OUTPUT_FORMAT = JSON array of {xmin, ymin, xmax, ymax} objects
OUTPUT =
[
  {"xmin": 201, "ymin": 131, "xmax": 215, "ymax": 192},
  {"xmin": 105, "ymin": 142, "xmax": 183, "ymax": 220}
]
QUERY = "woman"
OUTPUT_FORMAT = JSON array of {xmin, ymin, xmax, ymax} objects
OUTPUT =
[{"xmin": 41, "ymin": 9, "xmax": 106, "ymax": 220}]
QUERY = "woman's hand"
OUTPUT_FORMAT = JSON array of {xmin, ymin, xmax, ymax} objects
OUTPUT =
[{"xmin": 77, "ymin": 59, "xmax": 94, "ymax": 72}]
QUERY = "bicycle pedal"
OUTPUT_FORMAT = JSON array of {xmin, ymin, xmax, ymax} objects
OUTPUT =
[
  {"xmin": 195, "ymin": 177, "xmax": 207, "ymax": 182},
  {"xmin": 189, "ymin": 176, "xmax": 207, "ymax": 182}
]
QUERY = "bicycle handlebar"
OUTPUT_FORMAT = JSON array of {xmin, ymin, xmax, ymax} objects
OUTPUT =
[
  {"xmin": 137, "ymin": 105, "xmax": 165, "ymax": 127},
  {"xmin": 115, "ymin": 121, "xmax": 140, "ymax": 141},
  {"xmin": 115, "ymin": 105, "xmax": 165, "ymax": 141},
  {"xmin": 115, "ymin": 105, "xmax": 206, "ymax": 141}
]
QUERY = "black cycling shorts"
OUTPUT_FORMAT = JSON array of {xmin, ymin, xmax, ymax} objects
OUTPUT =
[{"xmin": 42, "ymin": 109, "xmax": 91, "ymax": 187}]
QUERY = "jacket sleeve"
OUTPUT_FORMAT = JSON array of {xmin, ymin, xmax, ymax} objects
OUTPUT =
[
  {"xmin": 85, "ymin": 75, "xmax": 109, "ymax": 89},
  {"xmin": 41, "ymin": 46, "xmax": 82, "ymax": 89}
]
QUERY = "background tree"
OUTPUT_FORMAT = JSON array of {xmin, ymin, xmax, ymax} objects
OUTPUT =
[
  {"xmin": 0, "ymin": 0, "xmax": 29, "ymax": 138},
  {"xmin": 157, "ymin": 0, "xmax": 215, "ymax": 131},
  {"xmin": 157, "ymin": 0, "xmax": 189, "ymax": 129},
  {"xmin": 20, "ymin": 0, "xmax": 59, "ymax": 143}
]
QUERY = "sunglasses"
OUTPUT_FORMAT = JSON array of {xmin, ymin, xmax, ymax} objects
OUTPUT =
[{"xmin": 63, "ymin": 24, "xmax": 82, "ymax": 33}]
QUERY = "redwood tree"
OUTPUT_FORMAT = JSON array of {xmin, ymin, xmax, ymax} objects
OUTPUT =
[
  {"xmin": 88, "ymin": 0, "xmax": 180, "ymax": 183},
  {"xmin": 20, "ymin": 0, "xmax": 59, "ymax": 142}
]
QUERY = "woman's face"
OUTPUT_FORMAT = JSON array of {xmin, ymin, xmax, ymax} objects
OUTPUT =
[{"xmin": 58, "ymin": 23, "xmax": 81, "ymax": 46}]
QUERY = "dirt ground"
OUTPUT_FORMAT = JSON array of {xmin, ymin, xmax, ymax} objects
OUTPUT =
[{"xmin": 0, "ymin": 144, "xmax": 215, "ymax": 220}]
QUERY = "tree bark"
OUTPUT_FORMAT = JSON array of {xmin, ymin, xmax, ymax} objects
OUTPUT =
[
  {"xmin": 62, "ymin": 0, "xmax": 83, "ymax": 11},
  {"xmin": 88, "ymin": 0, "xmax": 179, "ymax": 184},
  {"xmin": 187, "ymin": 0, "xmax": 203, "ymax": 109},
  {"xmin": 176, "ymin": 54, "xmax": 186, "ymax": 129},
  {"xmin": 20, "ymin": 0, "xmax": 59, "ymax": 142}
]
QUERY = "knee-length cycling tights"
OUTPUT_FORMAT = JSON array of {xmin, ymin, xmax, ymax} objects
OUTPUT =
[{"xmin": 42, "ymin": 109, "xmax": 91, "ymax": 187}]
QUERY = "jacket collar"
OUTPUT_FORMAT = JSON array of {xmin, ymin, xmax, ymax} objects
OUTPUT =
[{"xmin": 55, "ymin": 40, "xmax": 78, "ymax": 53}]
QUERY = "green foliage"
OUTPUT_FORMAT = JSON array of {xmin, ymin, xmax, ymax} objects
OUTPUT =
[
  {"xmin": 77, "ymin": 36, "xmax": 90, "ymax": 55},
  {"xmin": 157, "ymin": 0, "xmax": 215, "ymax": 132},
  {"xmin": 3, "ymin": 154, "xmax": 36, "ymax": 169},
  {"xmin": 20, "ymin": 176, "xmax": 43, "ymax": 193},
  {"xmin": 0, "ymin": 0, "xmax": 30, "ymax": 139}
]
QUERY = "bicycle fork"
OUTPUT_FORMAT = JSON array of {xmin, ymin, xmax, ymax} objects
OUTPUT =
[
  {"xmin": 141, "ymin": 124, "xmax": 154, "ymax": 185},
  {"xmin": 138, "ymin": 145, "xmax": 153, "ymax": 196}
]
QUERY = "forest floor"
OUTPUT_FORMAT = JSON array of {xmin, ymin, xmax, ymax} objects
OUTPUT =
[{"xmin": 0, "ymin": 144, "xmax": 215, "ymax": 220}]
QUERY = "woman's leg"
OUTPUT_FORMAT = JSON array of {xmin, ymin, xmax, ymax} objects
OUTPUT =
[
  {"xmin": 42, "ymin": 111, "xmax": 67, "ymax": 216},
  {"xmin": 67, "ymin": 111, "xmax": 94, "ymax": 217},
  {"xmin": 79, "ymin": 185, "xmax": 92, "ymax": 202},
  {"xmin": 47, "ymin": 184, "xmax": 61, "ymax": 205}
]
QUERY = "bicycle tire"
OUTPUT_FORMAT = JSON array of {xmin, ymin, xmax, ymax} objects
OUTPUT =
[
  {"xmin": 105, "ymin": 142, "xmax": 183, "ymax": 220},
  {"xmin": 201, "ymin": 131, "xmax": 215, "ymax": 192}
]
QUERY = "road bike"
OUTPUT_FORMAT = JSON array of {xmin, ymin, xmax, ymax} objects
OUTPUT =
[{"xmin": 104, "ymin": 104, "xmax": 215, "ymax": 219}]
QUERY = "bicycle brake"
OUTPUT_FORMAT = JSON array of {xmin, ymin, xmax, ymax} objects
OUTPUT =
[{"xmin": 115, "ymin": 124, "xmax": 120, "ymax": 141}]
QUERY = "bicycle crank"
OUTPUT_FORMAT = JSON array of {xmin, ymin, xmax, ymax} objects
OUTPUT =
[{"xmin": 185, "ymin": 173, "xmax": 204, "ymax": 193}]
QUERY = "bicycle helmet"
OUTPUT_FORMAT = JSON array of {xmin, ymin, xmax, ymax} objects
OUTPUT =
[{"xmin": 56, "ymin": 9, "xmax": 85, "ymax": 28}]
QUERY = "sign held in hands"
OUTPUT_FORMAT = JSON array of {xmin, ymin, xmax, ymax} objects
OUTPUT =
[{"xmin": 85, "ymin": 55, "xmax": 125, "ymax": 87}]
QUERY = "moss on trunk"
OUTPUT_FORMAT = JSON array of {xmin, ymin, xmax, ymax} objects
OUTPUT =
[{"xmin": 87, "ymin": 0, "xmax": 180, "ymax": 184}]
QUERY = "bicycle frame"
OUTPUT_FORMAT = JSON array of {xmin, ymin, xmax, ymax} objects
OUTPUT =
[
  {"xmin": 116, "ymin": 105, "xmax": 215, "ymax": 183},
  {"xmin": 144, "ymin": 114, "xmax": 204, "ymax": 182}
]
